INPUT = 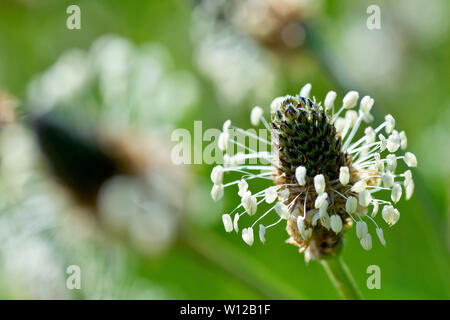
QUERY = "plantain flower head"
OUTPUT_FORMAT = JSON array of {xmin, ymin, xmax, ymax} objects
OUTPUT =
[{"xmin": 210, "ymin": 84, "xmax": 417, "ymax": 262}]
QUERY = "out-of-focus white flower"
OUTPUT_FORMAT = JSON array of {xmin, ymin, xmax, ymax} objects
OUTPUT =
[
  {"xmin": 27, "ymin": 35, "xmax": 199, "ymax": 130},
  {"xmin": 27, "ymin": 49, "xmax": 91, "ymax": 113},
  {"xmin": 98, "ymin": 175, "xmax": 179, "ymax": 256},
  {"xmin": 194, "ymin": 31, "xmax": 278, "ymax": 107},
  {"xmin": 0, "ymin": 124, "xmax": 38, "ymax": 201}
]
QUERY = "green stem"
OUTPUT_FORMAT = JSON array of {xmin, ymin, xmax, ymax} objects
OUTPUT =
[{"xmin": 320, "ymin": 257, "xmax": 363, "ymax": 300}]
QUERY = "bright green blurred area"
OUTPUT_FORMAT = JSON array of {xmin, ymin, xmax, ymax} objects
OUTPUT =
[{"xmin": 0, "ymin": 0, "xmax": 449, "ymax": 299}]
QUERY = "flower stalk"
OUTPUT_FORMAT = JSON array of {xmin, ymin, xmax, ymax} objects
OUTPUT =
[{"xmin": 320, "ymin": 257, "xmax": 363, "ymax": 300}]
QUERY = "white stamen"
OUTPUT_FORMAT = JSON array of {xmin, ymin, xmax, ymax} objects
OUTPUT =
[
  {"xmin": 346, "ymin": 196, "xmax": 357, "ymax": 214},
  {"xmin": 279, "ymin": 188, "xmax": 290, "ymax": 201},
  {"xmin": 274, "ymin": 202, "xmax": 290, "ymax": 220},
  {"xmin": 265, "ymin": 187, "xmax": 278, "ymax": 204},
  {"xmin": 211, "ymin": 165, "xmax": 224, "ymax": 185},
  {"xmin": 211, "ymin": 184, "xmax": 224, "ymax": 201},
  {"xmin": 334, "ymin": 118, "xmax": 346, "ymax": 135},
  {"xmin": 376, "ymin": 227, "xmax": 386, "ymax": 246},
  {"xmin": 303, "ymin": 228, "xmax": 312, "ymax": 240},
  {"xmin": 360, "ymin": 96, "xmax": 374, "ymax": 120},
  {"xmin": 387, "ymin": 132, "xmax": 401, "ymax": 153},
  {"xmin": 320, "ymin": 212, "xmax": 331, "ymax": 230},
  {"xmin": 238, "ymin": 179, "xmax": 248, "ymax": 197},
  {"xmin": 386, "ymin": 154, "xmax": 397, "ymax": 172},
  {"xmin": 250, "ymin": 106, "xmax": 264, "ymax": 126},
  {"xmin": 351, "ymin": 180, "xmax": 367, "ymax": 193},
  {"xmin": 223, "ymin": 120, "xmax": 231, "ymax": 132},
  {"xmin": 312, "ymin": 211, "xmax": 320, "ymax": 226},
  {"xmin": 259, "ymin": 224, "xmax": 266, "ymax": 243},
  {"xmin": 242, "ymin": 227, "xmax": 254, "ymax": 246},
  {"xmin": 405, "ymin": 180, "xmax": 414, "ymax": 200},
  {"xmin": 345, "ymin": 110, "xmax": 358, "ymax": 128},
  {"xmin": 297, "ymin": 216, "xmax": 311, "ymax": 240},
  {"xmin": 270, "ymin": 96, "xmax": 284, "ymax": 113},
  {"xmin": 233, "ymin": 213, "xmax": 240, "ymax": 232},
  {"xmin": 242, "ymin": 191, "xmax": 258, "ymax": 216},
  {"xmin": 404, "ymin": 170, "xmax": 413, "ymax": 187},
  {"xmin": 300, "ymin": 83, "xmax": 312, "ymax": 98},
  {"xmin": 382, "ymin": 205, "xmax": 400, "ymax": 226},
  {"xmin": 297, "ymin": 216, "xmax": 305, "ymax": 233},
  {"xmin": 339, "ymin": 166, "xmax": 350, "ymax": 185},
  {"xmin": 314, "ymin": 174, "xmax": 326, "ymax": 194},
  {"xmin": 358, "ymin": 189, "xmax": 372, "ymax": 207},
  {"xmin": 295, "ymin": 166, "xmax": 307, "ymax": 186},
  {"xmin": 378, "ymin": 134, "xmax": 387, "ymax": 152},
  {"xmin": 330, "ymin": 215, "xmax": 343, "ymax": 234},
  {"xmin": 404, "ymin": 152, "xmax": 417, "ymax": 167},
  {"xmin": 382, "ymin": 172, "xmax": 395, "ymax": 188},
  {"xmin": 356, "ymin": 221, "xmax": 368, "ymax": 239},
  {"xmin": 371, "ymin": 200, "xmax": 379, "ymax": 218},
  {"xmin": 343, "ymin": 91, "xmax": 359, "ymax": 109},
  {"xmin": 364, "ymin": 127, "xmax": 376, "ymax": 144},
  {"xmin": 324, "ymin": 91, "xmax": 336, "ymax": 112},
  {"xmin": 391, "ymin": 183, "xmax": 402, "ymax": 203},
  {"xmin": 218, "ymin": 131, "xmax": 229, "ymax": 151},
  {"xmin": 374, "ymin": 153, "xmax": 384, "ymax": 172},
  {"xmin": 385, "ymin": 114, "xmax": 395, "ymax": 134},
  {"xmin": 399, "ymin": 131, "xmax": 407, "ymax": 150},
  {"xmin": 222, "ymin": 214, "xmax": 233, "ymax": 232},
  {"xmin": 360, "ymin": 233, "xmax": 372, "ymax": 250},
  {"xmin": 319, "ymin": 200, "xmax": 329, "ymax": 217},
  {"xmin": 315, "ymin": 192, "xmax": 328, "ymax": 209}
]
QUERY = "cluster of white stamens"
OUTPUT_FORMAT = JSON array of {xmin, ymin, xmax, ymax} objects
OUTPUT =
[{"xmin": 210, "ymin": 83, "xmax": 417, "ymax": 255}]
